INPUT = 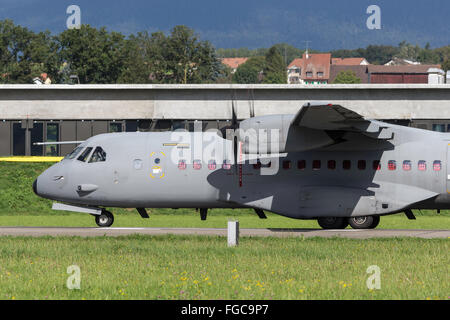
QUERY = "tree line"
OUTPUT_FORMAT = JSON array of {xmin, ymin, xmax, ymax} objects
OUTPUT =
[{"xmin": 0, "ymin": 19, "xmax": 448, "ymax": 85}]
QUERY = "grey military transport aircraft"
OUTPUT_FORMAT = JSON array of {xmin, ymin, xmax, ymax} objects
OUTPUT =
[{"xmin": 33, "ymin": 102, "xmax": 448, "ymax": 229}]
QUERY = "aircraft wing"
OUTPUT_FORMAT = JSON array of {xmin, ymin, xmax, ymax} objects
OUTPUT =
[{"xmin": 291, "ymin": 102, "xmax": 394, "ymax": 140}]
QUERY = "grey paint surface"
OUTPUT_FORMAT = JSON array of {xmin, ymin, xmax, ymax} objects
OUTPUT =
[
  {"xmin": 0, "ymin": 227, "xmax": 447, "ymax": 239},
  {"xmin": 33, "ymin": 103, "xmax": 450, "ymax": 223},
  {"xmin": 0, "ymin": 84, "xmax": 450, "ymax": 120}
]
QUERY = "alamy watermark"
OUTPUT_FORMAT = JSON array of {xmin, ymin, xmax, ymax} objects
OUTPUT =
[
  {"xmin": 366, "ymin": 5, "xmax": 381, "ymax": 30},
  {"xmin": 67, "ymin": 265, "xmax": 81, "ymax": 290},
  {"xmin": 366, "ymin": 265, "xmax": 381, "ymax": 290},
  {"xmin": 66, "ymin": 5, "xmax": 81, "ymax": 29}
]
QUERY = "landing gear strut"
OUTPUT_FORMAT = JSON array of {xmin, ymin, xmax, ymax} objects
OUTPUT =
[{"xmin": 95, "ymin": 210, "xmax": 114, "ymax": 227}]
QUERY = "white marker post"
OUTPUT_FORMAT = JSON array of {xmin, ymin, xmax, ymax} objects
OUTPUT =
[{"xmin": 227, "ymin": 220, "xmax": 239, "ymax": 247}]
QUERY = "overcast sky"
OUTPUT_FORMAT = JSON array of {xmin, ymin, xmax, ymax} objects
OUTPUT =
[{"xmin": 0, "ymin": 0, "xmax": 448, "ymax": 50}]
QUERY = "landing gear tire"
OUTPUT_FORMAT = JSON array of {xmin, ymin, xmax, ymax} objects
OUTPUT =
[
  {"xmin": 317, "ymin": 217, "xmax": 348, "ymax": 229},
  {"xmin": 348, "ymin": 216, "xmax": 380, "ymax": 229},
  {"xmin": 95, "ymin": 210, "xmax": 114, "ymax": 227}
]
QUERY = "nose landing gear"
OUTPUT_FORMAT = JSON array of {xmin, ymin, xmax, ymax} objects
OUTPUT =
[{"xmin": 95, "ymin": 210, "xmax": 114, "ymax": 227}]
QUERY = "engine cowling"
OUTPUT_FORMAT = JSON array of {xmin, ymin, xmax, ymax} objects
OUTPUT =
[{"xmin": 238, "ymin": 115, "xmax": 335, "ymax": 154}]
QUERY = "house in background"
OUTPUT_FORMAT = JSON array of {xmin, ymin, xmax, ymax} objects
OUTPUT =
[
  {"xmin": 287, "ymin": 53, "xmax": 331, "ymax": 84},
  {"xmin": 220, "ymin": 58, "xmax": 248, "ymax": 73},
  {"xmin": 331, "ymin": 57, "xmax": 369, "ymax": 66},
  {"xmin": 329, "ymin": 65, "xmax": 369, "ymax": 83},
  {"xmin": 368, "ymin": 65, "xmax": 443, "ymax": 84}
]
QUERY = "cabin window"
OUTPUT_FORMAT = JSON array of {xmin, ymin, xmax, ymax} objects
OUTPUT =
[
  {"xmin": 77, "ymin": 147, "xmax": 93, "ymax": 162},
  {"xmin": 327, "ymin": 160, "xmax": 336, "ymax": 170},
  {"xmin": 253, "ymin": 161, "xmax": 261, "ymax": 170},
  {"xmin": 418, "ymin": 160, "xmax": 426, "ymax": 171},
  {"xmin": 358, "ymin": 160, "xmax": 366, "ymax": 170},
  {"xmin": 89, "ymin": 147, "xmax": 106, "ymax": 163},
  {"xmin": 222, "ymin": 160, "xmax": 231, "ymax": 170},
  {"xmin": 373, "ymin": 160, "xmax": 381, "ymax": 171},
  {"xmin": 193, "ymin": 160, "xmax": 202, "ymax": 170},
  {"xmin": 282, "ymin": 160, "xmax": 291, "ymax": 170},
  {"xmin": 433, "ymin": 160, "xmax": 442, "ymax": 171},
  {"xmin": 343, "ymin": 160, "xmax": 351, "ymax": 170},
  {"xmin": 208, "ymin": 160, "xmax": 217, "ymax": 170},
  {"xmin": 298, "ymin": 160, "xmax": 306, "ymax": 170},
  {"xmin": 388, "ymin": 160, "xmax": 396, "ymax": 171},
  {"xmin": 402, "ymin": 160, "xmax": 412, "ymax": 171},
  {"xmin": 313, "ymin": 160, "xmax": 321, "ymax": 170},
  {"xmin": 178, "ymin": 160, "xmax": 187, "ymax": 170}
]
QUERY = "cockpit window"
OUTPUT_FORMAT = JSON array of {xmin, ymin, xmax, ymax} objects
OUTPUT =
[
  {"xmin": 77, "ymin": 147, "xmax": 93, "ymax": 162},
  {"xmin": 65, "ymin": 146, "xmax": 84, "ymax": 160},
  {"xmin": 89, "ymin": 147, "xmax": 107, "ymax": 163}
]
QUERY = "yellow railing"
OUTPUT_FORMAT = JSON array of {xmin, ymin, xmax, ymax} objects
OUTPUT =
[{"xmin": 0, "ymin": 156, "xmax": 63, "ymax": 162}]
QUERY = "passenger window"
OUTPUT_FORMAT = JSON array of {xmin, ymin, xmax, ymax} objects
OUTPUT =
[
  {"xmin": 358, "ymin": 160, "xmax": 366, "ymax": 170},
  {"xmin": 208, "ymin": 160, "xmax": 217, "ymax": 170},
  {"xmin": 418, "ymin": 160, "xmax": 426, "ymax": 171},
  {"xmin": 403, "ymin": 160, "xmax": 412, "ymax": 171},
  {"xmin": 222, "ymin": 160, "xmax": 231, "ymax": 170},
  {"xmin": 373, "ymin": 160, "xmax": 381, "ymax": 171},
  {"xmin": 178, "ymin": 160, "xmax": 187, "ymax": 170},
  {"xmin": 193, "ymin": 160, "xmax": 202, "ymax": 170},
  {"xmin": 89, "ymin": 147, "xmax": 106, "ymax": 163},
  {"xmin": 77, "ymin": 147, "xmax": 93, "ymax": 162},
  {"xmin": 328, "ymin": 160, "xmax": 336, "ymax": 170},
  {"xmin": 433, "ymin": 160, "xmax": 442, "ymax": 171},
  {"xmin": 298, "ymin": 160, "xmax": 306, "ymax": 170},
  {"xmin": 343, "ymin": 160, "xmax": 351, "ymax": 170},
  {"xmin": 282, "ymin": 160, "xmax": 291, "ymax": 170},
  {"xmin": 313, "ymin": 160, "xmax": 321, "ymax": 170},
  {"xmin": 388, "ymin": 160, "xmax": 396, "ymax": 171}
]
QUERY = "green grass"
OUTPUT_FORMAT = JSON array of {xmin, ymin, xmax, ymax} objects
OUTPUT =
[
  {"xmin": 0, "ymin": 213, "xmax": 449, "ymax": 229},
  {"xmin": 0, "ymin": 235, "xmax": 448, "ymax": 300}
]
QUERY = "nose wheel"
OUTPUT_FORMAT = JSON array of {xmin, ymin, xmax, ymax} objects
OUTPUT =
[{"xmin": 95, "ymin": 210, "xmax": 114, "ymax": 227}]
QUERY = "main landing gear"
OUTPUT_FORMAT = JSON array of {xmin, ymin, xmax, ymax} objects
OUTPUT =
[
  {"xmin": 317, "ymin": 215, "xmax": 380, "ymax": 230},
  {"xmin": 95, "ymin": 210, "xmax": 114, "ymax": 227}
]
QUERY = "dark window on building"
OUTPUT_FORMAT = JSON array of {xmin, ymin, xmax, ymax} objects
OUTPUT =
[
  {"xmin": 358, "ymin": 160, "xmax": 366, "ymax": 170},
  {"xmin": 433, "ymin": 160, "xmax": 442, "ymax": 171},
  {"xmin": 388, "ymin": 160, "xmax": 396, "ymax": 171},
  {"xmin": 418, "ymin": 160, "xmax": 426, "ymax": 171},
  {"xmin": 373, "ymin": 160, "xmax": 381, "ymax": 171},
  {"xmin": 317, "ymin": 72, "xmax": 324, "ymax": 78},
  {"xmin": 153, "ymin": 120, "xmax": 172, "ymax": 132},
  {"xmin": 46, "ymin": 123, "xmax": 59, "ymax": 156},
  {"xmin": 432, "ymin": 124, "xmax": 445, "ymax": 132},
  {"xmin": 306, "ymin": 72, "xmax": 313, "ymax": 78},
  {"xmin": 12, "ymin": 123, "xmax": 26, "ymax": 156},
  {"xmin": 298, "ymin": 160, "xmax": 306, "ymax": 170},
  {"xmin": 313, "ymin": 160, "xmax": 321, "ymax": 170},
  {"xmin": 30, "ymin": 122, "xmax": 44, "ymax": 156},
  {"xmin": 125, "ymin": 120, "xmax": 138, "ymax": 132},
  {"xmin": 343, "ymin": 160, "xmax": 351, "ymax": 170},
  {"xmin": 328, "ymin": 160, "xmax": 336, "ymax": 170},
  {"xmin": 109, "ymin": 122, "xmax": 122, "ymax": 133},
  {"xmin": 282, "ymin": 160, "xmax": 291, "ymax": 170}
]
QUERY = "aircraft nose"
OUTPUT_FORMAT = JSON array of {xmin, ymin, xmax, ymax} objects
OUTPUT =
[{"xmin": 33, "ymin": 179, "xmax": 39, "ymax": 196}]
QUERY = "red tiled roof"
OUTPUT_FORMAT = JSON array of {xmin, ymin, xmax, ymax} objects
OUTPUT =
[
  {"xmin": 301, "ymin": 53, "xmax": 331, "ymax": 80},
  {"xmin": 332, "ymin": 58, "xmax": 366, "ymax": 65},
  {"xmin": 221, "ymin": 58, "xmax": 249, "ymax": 69},
  {"xmin": 329, "ymin": 65, "xmax": 369, "ymax": 83},
  {"xmin": 288, "ymin": 58, "xmax": 303, "ymax": 69}
]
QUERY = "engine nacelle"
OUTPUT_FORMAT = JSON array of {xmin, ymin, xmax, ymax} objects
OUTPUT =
[{"xmin": 238, "ymin": 115, "xmax": 335, "ymax": 154}]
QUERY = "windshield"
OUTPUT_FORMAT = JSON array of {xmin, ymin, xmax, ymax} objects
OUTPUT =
[{"xmin": 64, "ymin": 146, "xmax": 84, "ymax": 160}]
